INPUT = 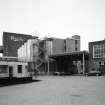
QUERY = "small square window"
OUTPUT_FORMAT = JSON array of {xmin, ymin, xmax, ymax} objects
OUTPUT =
[
  {"xmin": 75, "ymin": 40, "xmax": 78, "ymax": 45},
  {"xmin": 18, "ymin": 65, "xmax": 22, "ymax": 73},
  {"xmin": 99, "ymin": 62, "xmax": 101, "ymax": 65},
  {"xmin": 75, "ymin": 48, "xmax": 78, "ymax": 51}
]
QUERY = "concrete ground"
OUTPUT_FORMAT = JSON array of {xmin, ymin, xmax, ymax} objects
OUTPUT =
[{"xmin": 0, "ymin": 76, "xmax": 105, "ymax": 105}]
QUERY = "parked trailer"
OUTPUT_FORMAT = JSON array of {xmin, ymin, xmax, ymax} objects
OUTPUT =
[{"xmin": 0, "ymin": 61, "xmax": 34, "ymax": 80}]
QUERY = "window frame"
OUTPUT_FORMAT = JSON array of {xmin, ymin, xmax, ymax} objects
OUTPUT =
[
  {"xmin": 93, "ymin": 44, "xmax": 105, "ymax": 58},
  {"xmin": 18, "ymin": 65, "xmax": 22, "ymax": 73}
]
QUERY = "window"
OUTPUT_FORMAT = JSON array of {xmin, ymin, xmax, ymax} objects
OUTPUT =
[
  {"xmin": 75, "ymin": 40, "xmax": 78, "ymax": 51},
  {"xmin": 64, "ymin": 40, "xmax": 66, "ymax": 52},
  {"xmin": 0, "ymin": 65, "xmax": 8, "ymax": 73},
  {"xmin": 75, "ymin": 40, "xmax": 78, "ymax": 45},
  {"xmin": 99, "ymin": 61, "xmax": 105, "ymax": 68},
  {"xmin": 93, "ymin": 44, "xmax": 105, "ymax": 58},
  {"xmin": 99, "ymin": 62, "xmax": 101, "ymax": 65},
  {"xmin": 75, "ymin": 48, "xmax": 78, "ymax": 51},
  {"xmin": 18, "ymin": 65, "xmax": 22, "ymax": 73}
]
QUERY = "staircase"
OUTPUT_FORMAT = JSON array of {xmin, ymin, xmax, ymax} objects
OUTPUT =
[{"xmin": 32, "ymin": 39, "xmax": 46, "ymax": 74}]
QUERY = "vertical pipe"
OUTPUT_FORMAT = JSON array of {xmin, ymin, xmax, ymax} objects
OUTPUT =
[
  {"xmin": 48, "ymin": 57, "xmax": 50, "ymax": 74},
  {"xmin": 56, "ymin": 61, "xmax": 57, "ymax": 72},
  {"xmin": 83, "ymin": 53, "xmax": 85, "ymax": 75}
]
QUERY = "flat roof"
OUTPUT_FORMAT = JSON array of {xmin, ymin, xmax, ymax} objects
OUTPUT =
[
  {"xmin": 49, "ymin": 51, "xmax": 89, "ymax": 60},
  {"xmin": 89, "ymin": 40, "xmax": 105, "ymax": 44},
  {"xmin": 49, "ymin": 51, "xmax": 88, "ymax": 57}
]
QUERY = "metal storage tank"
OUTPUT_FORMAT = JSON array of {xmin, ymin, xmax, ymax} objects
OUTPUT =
[
  {"xmin": 45, "ymin": 39, "xmax": 53, "ymax": 55},
  {"xmin": 18, "ymin": 39, "xmax": 38, "ymax": 62}
]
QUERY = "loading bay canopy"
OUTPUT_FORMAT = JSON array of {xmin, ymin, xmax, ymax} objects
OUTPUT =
[{"xmin": 48, "ymin": 51, "xmax": 89, "ymax": 75}]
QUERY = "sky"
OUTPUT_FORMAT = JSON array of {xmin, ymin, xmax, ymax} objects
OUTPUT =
[{"xmin": 0, "ymin": 0, "xmax": 105, "ymax": 50}]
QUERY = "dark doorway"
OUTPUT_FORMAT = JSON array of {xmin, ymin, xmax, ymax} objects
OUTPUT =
[{"xmin": 9, "ymin": 66, "xmax": 13, "ymax": 78}]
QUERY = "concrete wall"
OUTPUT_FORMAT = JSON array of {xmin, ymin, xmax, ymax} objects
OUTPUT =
[
  {"xmin": 45, "ymin": 35, "xmax": 80, "ymax": 55},
  {"xmin": 52, "ymin": 38, "xmax": 65, "ymax": 54},
  {"xmin": 66, "ymin": 38, "xmax": 75, "ymax": 52},
  {"xmin": 8, "ymin": 62, "xmax": 31, "ymax": 78}
]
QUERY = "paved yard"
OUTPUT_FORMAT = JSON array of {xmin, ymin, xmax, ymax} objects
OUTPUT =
[{"xmin": 0, "ymin": 76, "xmax": 105, "ymax": 105}]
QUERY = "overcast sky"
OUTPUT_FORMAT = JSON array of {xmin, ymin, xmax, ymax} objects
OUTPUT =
[{"xmin": 0, "ymin": 0, "xmax": 105, "ymax": 50}]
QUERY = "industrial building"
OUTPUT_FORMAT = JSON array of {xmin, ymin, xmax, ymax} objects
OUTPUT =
[
  {"xmin": 89, "ymin": 39, "xmax": 105, "ymax": 74},
  {"xmin": 49, "ymin": 51, "xmax": 89, "ymax": 75},
  {"xmin": 0, "ymin": 31, "xmax": 89, "ymax": 75},
  {"xmin": 17, "ymin": 35, "xmax": 89, "ymax": 75},
  {"xmin": 45, "ymin": 35, "xmax": 80, "ymax": 55},
  {"xmin": 2, "ymin": 32, "xmax": 37, "ymax": 57},
  {"xmin": 2, "ymin": 31, "xmax": 105, "ymax": 76},
  {"xmin": 40, "ymin": 35, "xmax": 85, "ymax": 75},
  {"xmin": 18, "ymin": 38, "xmax": 47, "ymax": 74}
]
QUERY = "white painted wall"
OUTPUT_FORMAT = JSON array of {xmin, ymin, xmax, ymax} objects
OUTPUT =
[{"xmin": 9, "ymin": 62, "xmax": 30, "ymax": 78}]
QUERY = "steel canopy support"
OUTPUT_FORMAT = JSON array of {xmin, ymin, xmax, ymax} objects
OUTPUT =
[
  {"xmin": 83, "ymin": 53, "xmax": 85, "ymax": 75},
  {"xmin": 47, "ymin": 58, "xmax": 50, "ymax": 74}
]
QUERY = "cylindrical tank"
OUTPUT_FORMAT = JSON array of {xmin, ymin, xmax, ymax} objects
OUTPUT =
[{"xmin": 17, "ymin": 39, "xmax": 38, "ymax": 62}]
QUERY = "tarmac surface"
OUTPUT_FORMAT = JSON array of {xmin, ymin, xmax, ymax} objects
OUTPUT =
[{"xmin": 0, "ymin": 76, "xmax": 105, "ymax": 105}]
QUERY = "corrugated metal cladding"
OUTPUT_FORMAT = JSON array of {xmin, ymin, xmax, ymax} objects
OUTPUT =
[
  {"xmin": 18, "ymin": 39, "xmax": 38, "ymax": 62},
  {"xmin": 3, "ymin": 32, "xmax": 33, "ymax": 57}
]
